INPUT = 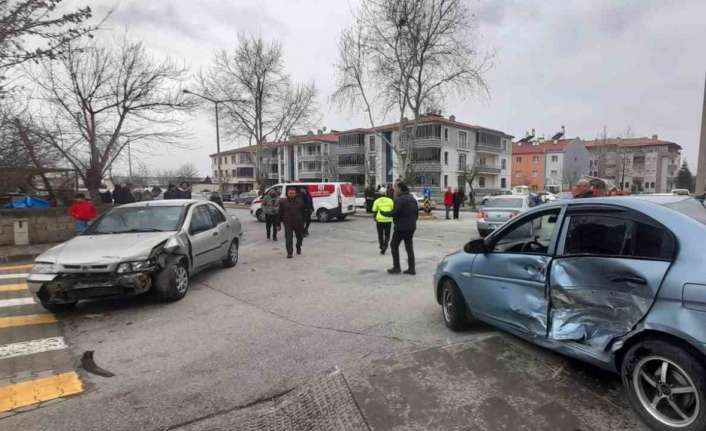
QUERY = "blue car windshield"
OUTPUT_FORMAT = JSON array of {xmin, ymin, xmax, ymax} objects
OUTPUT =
[
  {"xmin": 86, "ymin": 206, "xmax": 186, "ymax": 234},
  {"xmin": 666, "ymin": 199, "xmax": 706, "ymax": 225}
]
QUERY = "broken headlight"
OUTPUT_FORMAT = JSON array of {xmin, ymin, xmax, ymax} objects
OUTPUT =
[
  {"xmin": 31, "ymin": 262, "xmax": 57, "ymax": 274},
  {"xmin": 116, "ymin": 260, "xmax": 154, "ymax": 274}
]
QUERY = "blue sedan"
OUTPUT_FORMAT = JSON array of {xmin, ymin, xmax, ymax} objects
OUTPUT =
[{"xmin": 434, "ymin": 195, "xmax": 706, "ymax": 431}]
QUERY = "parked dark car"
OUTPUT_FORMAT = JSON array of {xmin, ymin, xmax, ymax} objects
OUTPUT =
[{"xmin": 435, "ymin": 195, "xmax": 706, "ymax": 431}]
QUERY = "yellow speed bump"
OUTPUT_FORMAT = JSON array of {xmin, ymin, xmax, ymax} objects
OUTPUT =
[
  {"xmin": 0, "ymin": 283, "xmax": 28, "ymax": 293},
  {"xmin": 0, "ymin": 314, "xmax": 56, "ymax": 330},
  {"xmin": 0, "ymin": 372, "xmax": 83, "ymax": 413},
  {"xmin": 0, "ymin": 264, "xmax": 33, "ymax": 272}
]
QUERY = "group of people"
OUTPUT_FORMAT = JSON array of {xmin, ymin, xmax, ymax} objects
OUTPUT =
[
  {"xmin": 163, "ymin": 182, "xmax": 193, "ymax": 200},
  {"xmin": 443, "ymin": 187, "xmax": 467, "ymax": 220},
  {"xmin": 261, "ymin": 186, "xmax": 314, "ymax": 258},
  {"xmin": 364, "ymin": 184, "xmax": 395, "ymax": 213}
]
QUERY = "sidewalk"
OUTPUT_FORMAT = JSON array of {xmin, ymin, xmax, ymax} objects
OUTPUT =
[{"xmin": 0, "ymin": 243, "xmax": 60, "ymax": 264}]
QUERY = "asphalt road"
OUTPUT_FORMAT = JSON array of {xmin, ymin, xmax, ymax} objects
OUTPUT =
[{"xmin": 3, "ymin": 209, "xmax": 645, "ymax": 430}]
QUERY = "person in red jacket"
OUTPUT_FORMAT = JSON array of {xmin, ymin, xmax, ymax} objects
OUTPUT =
[
  {"xmin": 69, "ymin": 193, "xmax": 97, "ymax": 233},
  {"xmin": 443, "ymin": 187, "xmax": 454, "ymax": 220}
]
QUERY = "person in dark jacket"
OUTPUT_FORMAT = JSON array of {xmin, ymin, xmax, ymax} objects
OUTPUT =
[
  {"xmin": 300, "ymin": 187, "xmax": 314, "ymax": 237},
  {"xmin": 364, "ymin": 184, "xmax": 376, "ymax": 213},
  {"xmin": 453, "ymin": 188, "xmax": 464, "ymax": 219},
  {"xmin": 279, "ymin": 187, "xmax": 305, "ymax": 258},
  {"xmin": 177, "ymin": 182, "xmax": 192, "ymax": 199},
  {"xmin": 163, "ymin": 184, "xmax": 178, "ymax": 199},
  {"xmin": 262, "ymin": 189, "xmax": 281, "ymax": 241},
  {"xmin": 209, "ymin": 192, "xmax": 224, "ymax": 209},
  {"xmin": 380, "ymin": 181, "xmax": 418, "ymax": 275}
]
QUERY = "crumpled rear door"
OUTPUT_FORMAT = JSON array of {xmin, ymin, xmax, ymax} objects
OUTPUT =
[{"xmin": 548, "ymin": 207, "xmax": 674, "ymax": 352}]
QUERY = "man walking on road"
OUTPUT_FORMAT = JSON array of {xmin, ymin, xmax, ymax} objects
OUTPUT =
[
  {"xmin": 372, "ymin": 188, "xmax": 394, "ymax": 255},
  {"xmin": 279, "ymin": 187, "xmax": 305, "ymax": 258},
  {"xmin": 453, "ymin": 188, "xmax": 464, "ymax": 219},
  {"xmin": 443, "ymin": 187, "xmax": 454, "ymax": 219},
  {"xmin": 262, "ymin": 188, "xmax": 280, "ymax": 241},
  {"xmin": 380, "ymin": 182, "xmax": 418, "ymax": 275}
]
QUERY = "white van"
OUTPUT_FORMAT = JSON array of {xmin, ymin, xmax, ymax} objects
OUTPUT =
[{"xmin": 250, "ymin": 182, "xmax": 357, "ymax": 222}]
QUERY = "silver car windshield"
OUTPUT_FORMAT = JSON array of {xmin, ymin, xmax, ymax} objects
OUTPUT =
[
  {"xmin": 484, "ymin": 198, "xmax": 524, "ymax": 208},
  {"xmin": 86, "ymin": 206, "xmax": 186, "ymax": 234}
]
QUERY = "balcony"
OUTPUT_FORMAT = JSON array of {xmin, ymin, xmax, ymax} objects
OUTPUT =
[
  {"xmin": 476, "ymin": 165, "xmax": 501, "ymax": 175},
  {"xmin": 475, "ymin": 143, "xmax": 504, "ymax": 154},
  {"xmin": 298, "ymin": 154, "xmax": 322, "ymax": 162},
  {"xmin": 411, "ymin": 161, "xmax": 442, "ymax": 172}
]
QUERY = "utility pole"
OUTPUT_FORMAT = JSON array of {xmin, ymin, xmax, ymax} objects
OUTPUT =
[
  {"xmin": 128, "ymin": 141, "xmax": 133, "ymax": 180},
  {"xmin": 695, "ymin": 73, "xmax": 706, "ymax": 196}
]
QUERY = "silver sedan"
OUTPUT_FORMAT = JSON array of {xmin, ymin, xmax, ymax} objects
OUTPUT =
[{"xmin": 28, "ymin": 199, "xmax": 242, "ymax": 311}]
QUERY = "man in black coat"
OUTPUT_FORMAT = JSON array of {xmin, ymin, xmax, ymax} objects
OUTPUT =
[
  {"xmin": 279, "ymin": 187, "xmax": 305, "ymax": 258},
  {"xmin": 380, "ymin": 182, "xmax": 418, "ymax": 275},
  {"xmin": 300, "ymin": 187, "xmax": 314, "ymax": 236}
]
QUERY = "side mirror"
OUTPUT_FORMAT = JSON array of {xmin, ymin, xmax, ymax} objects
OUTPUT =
[{"xmin": 464, "ymin": 238, "xmax": 487, "ymax": 254}]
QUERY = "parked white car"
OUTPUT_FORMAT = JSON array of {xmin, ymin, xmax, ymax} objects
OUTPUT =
[{"xmin": 251, "ymin": 182, "xmax": 357, "ymax": 222}]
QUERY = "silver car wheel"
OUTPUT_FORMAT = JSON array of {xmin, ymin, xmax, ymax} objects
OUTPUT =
[
  {"xmin": 442, "ymin": 287, "xmax": 454, "ymax": 323},
  {"xmin": 633, "ymin": 355, "xmax": 699, "ymax": 428},
  {"xmin": 175, "ymin": 265, "xmax": 189, "ymax": 295}
]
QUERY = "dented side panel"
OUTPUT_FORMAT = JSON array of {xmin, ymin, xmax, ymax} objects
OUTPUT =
[{"xmin": 549, "ymin": 257, "xmax": 670, "ymax": 351}]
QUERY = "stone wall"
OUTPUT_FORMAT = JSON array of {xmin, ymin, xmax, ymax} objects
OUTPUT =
[{"xmin": 0, "ymin": 206, "xmax": 109, "ymax": 246}]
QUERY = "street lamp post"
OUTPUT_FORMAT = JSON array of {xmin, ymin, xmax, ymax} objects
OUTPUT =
[{"xmin": 183, "ymin": 89, "xmax": 245, "ymax": 193}]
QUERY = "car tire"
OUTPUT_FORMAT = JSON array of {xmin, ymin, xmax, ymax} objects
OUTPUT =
[
  {"xmin": 337, "ymin": 215, "xmax": 347, "ymax": 221},
  {"xmin": 621, "ymin": 339, "xmax": 706, "ymax": 431},
  {"xmin": 440, "ymin": 279, "xmax": 471, "ymax": 331},
  {"xmin": 154, "ymin": 258, "xmax": 190, "ymax": 302},
  {"xmin": 317, "ymin": 209, "xmax": 330, "ymax": 223},
  {"xmin": 40, "ymin": 300, "xmax": 77, "ymax": 312},
  {"xmin": 255, "ymin": 209, "xmax": 265, "ymax": 222},
  {"xmin": 222, "ymin": 239, "xmax": 239, "ymax": 268}
]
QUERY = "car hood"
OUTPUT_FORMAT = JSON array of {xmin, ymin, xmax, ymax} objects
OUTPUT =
[{"xmin": 36, "ymin": 232, "xmax": 176, "ymax": 265}]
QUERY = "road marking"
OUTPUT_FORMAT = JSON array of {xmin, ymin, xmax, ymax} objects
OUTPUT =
[
  {"xmin": 0, "ymin": 283, "xmax": 28, "ymax": 292},
  {"xmin": 0, "ymin": 336, "xmax": 67, "ymax": 360},
  {"xmin": 0, "ymin": 314, "xmax": 56, "ymax": 329},
  {"xmin": 0, "ymin": 273, "xmax": 29, "ymax": 280},
  {"xmin": 0, "ymin": 297, "xmax": 36, "ymax": 308},
  {"xmin": 0, "ymin": 264, "xmax": 33, "ymax": 271},
  {"xmin": 0, "ymin": 371, "xmax": 83, "ymax": 413}
]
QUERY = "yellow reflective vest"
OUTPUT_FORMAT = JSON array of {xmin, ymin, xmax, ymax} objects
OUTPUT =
[{"xmin": 372, "ymin": 196, "xmax": 394, "ymax": 223}]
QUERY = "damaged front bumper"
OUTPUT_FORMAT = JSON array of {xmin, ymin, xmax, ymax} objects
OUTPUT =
[{"xmin": 28, "ymin": 270, "xmax": 154, "ymax": 304}]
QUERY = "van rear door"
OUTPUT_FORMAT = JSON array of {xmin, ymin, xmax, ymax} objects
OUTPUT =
[{"xmin": 339, "ymin": 183, "xmax": 357, "ymax": 214}]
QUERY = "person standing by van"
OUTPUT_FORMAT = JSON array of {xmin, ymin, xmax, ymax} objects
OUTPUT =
[
  {"xmin": 300, "ymin": 187, "xmax": 314, "ymax": 237},
  {"xmin": 279, "ymin": 188, "xmax": 305, "ymax": 258},
  {"xmin": 452, "ymin": 188, "xmax": 463, "ymax": 219},
  {"xmin": 262, "ymin": 189, "xmax": 280, "ymax": 241},
  {"xmin": 380, "ymin": 182, "xmax": 418, "ymax": 275},
  {"xmin": 372, "ymin": 189, "xmax": 394, "ymax": 254}
]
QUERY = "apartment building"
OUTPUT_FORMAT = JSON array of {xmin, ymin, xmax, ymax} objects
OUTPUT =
[
  {"xmin": 586, "ymin": 135, "xmax": 681, "ymax": 193},
  {"xmin": 511, "ymin": 138, "xmax": 591, "ymax": 192},
  {"xmin": 337, "ymin": 114, "xmax": 513, "ymax": 194},
  {"xmin": 209, "ymin": 131, "xmax": 339, "ymax": 193}
]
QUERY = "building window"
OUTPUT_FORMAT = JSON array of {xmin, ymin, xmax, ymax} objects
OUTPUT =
[
  {"xmin": 516, "ymin": 157, "xmax": 522, "ymax": 163},
  {"xmin": 412, "ymin": 148, "xmax": 441, "ymax": 163},
  {"xmin": 458, "ymin": 153, "xmax": 467, "ymax": 170},
  {"xmin": 551, "ymin": 155, "xmax": 558, "ymax": 163},
  {"xmin": 231, "ymin": 156, "xmax": 236, "ymax": 164},
  {"xmin": 501, "ymin": 159, "xmax": 506, "ymax": 170},
  {"xmin": 532, "ymin": 156, "xmax": 540, "ymax": 162},
  {"xmin": 501, "ymin": 178, "xmax": 507, "ymax": 188},
  {"xmin": 476, "ymin": 131, "xmax": 502, "ymax": 148},
  {"xmin": 237, "ymin": 167, "xmax": 254, "ymax": 177},
  {"xmin": 444, "ymin": 151, "xmax": 448, "ymax": 166},
  {"xmin": 625, "ymin": 182, "xmax": 630, "ymax": 189},
  {"xmin": 406, "ymin": 124, "xmax": 442, "ymax": 139},
  {"xmin": 515, "ymin": 172, "xmax": 522, "ymax": 178},
  {"xmin": 550, "ymin": 170, "xmax": 558, "ymax": 177},
  {"xmin": 650, "ymin": 182, "xmax": 655, "ymax": 189},
  {"xmin": 444, "ymin": 128, "xmax": 448, "ymax": 141},
  {"xmin": 458, "ymin": 131, "xmax": 469, "ymax": 149},
  {"xmin": 231, "ymin": 169, "xmax": 236, "ymax": 177},
  {"xmin": 414, "ymin": 173, "xmax": 440, "ymax": 186},
  {"xmin": 478, "ymin": 176, "xmax": 486, "ymax": 188},
  {"xmin": 369, "ymin": 135, "xmax": 375, "ymax": 152},
  {"xmin": 532, "ymin": 170, "xmax": 537, "ymax": 178},
  {"xmin": 443, "ymin": 174, "xmax": 448, "ymax": 188},
  {"xmin": 338, "ymin": 153, "xmax": 365, "ymax": 166}
]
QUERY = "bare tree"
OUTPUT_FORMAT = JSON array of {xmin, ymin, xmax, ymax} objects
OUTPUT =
[
  {"xmin": 32, "ymin": 37, "xmax": 193, "ymax": 200},
  {"xmin": 200, "ymin": 34, "xmax": 317, "ymax": 189},
  {"xmin": 459, "ymin": 161, "xmax": 480, "ymax": 210},
  {"xmin": 0, "ymin": 0, "xmax": 96, "ymax": 92},
  {"xmin": 333, "ymin": 0, "xmax": 491, "ymax": 184},
  {"xmin": 174, "ymin": 163, "xmax": 200, "ymax": 181}
]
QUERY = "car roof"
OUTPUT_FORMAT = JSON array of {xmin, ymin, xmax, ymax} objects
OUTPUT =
[{"xmin": 118, "ymin": 199, "xmax": 199, "ymax": 208}]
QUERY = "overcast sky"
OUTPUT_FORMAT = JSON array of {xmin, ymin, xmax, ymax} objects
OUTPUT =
[{"xmin": 88, "ymin": 0, "xmax": 706, "ymax": 176}]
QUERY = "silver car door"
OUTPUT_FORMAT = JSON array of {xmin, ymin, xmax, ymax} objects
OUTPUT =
[
  {"xmin": 549, "ymin": 205, "xmax": 674, "ymax": 353},
  {"xmin": 205, "ymin": 203, "xmax": 230, "ymax": 262},
  {"xmin": 188, "ymin": 205, "xmax": 218, "ymax": 268}
]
